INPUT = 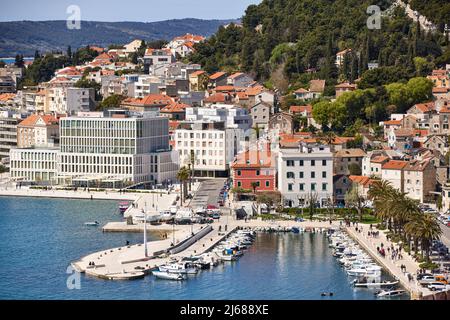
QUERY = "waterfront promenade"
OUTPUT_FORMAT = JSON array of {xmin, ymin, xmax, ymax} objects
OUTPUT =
[{"xmin": 345, "ymin": 225, "xmax": 432, "ymax": 298}]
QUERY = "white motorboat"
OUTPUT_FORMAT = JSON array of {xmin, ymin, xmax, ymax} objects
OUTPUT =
[
  {"xmin": 353, "ymin": 279, "xmax": 399, "ymax": 287},
  {"xmin": 159, "ymin": 210, "xmax": 174, "ymax": 222},
  {"xmin": 376, "ymin": 289, "xmax": 406, "ymax": 297},
  {"xmin": 152, "ymin": 270, "xmax": 186, "ymax": 281},
  {"xmin": 84, "ymin": 221, "xmax": 99, "ymax": 226},
  {"xmin": 347, "ymin": 265, "xmax": 382, "ymax": 277},
  {"xmin": 159, "ymin": 262, "xmax": 198, "ymax": 274}
]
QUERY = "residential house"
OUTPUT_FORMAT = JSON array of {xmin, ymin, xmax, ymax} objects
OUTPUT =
[
  {"xmin": 278, "ymin": 142, "xmax": 334, "ymax": 207},
  {"xmin": 381, "ymin": 160, "xmax": 408, "ymax": 193},
  {"xmin": 335, "ymin": 82, "xmax": 357, "ymax": 98},
  {"xmin": 17, "ymin": 114, "xmax": 59, "ymax": 148},
  {"xmin": 208, "ymin": 72, "xmax": 228, "ymax": 89},
  {"xmin": 333, "ymin": 148, "xmax": 366, "ymax": 176},
  {"xmin": 403, "ymin": 159, "xmax": 436, "ymax": 203},
  {"xmin": 250, "ymin": 101, "xmax": 272, "ymax": 129},
  {"xmin": 268, "ymin": 112, "xmax": 293, "ymax": 136},
  {"xmin": 227, "ymin": 73, "xmax": 254, "ymax": 87},
  {"xmin": 231, "ymin": 142, "xmax": 276, "ymax": 192}
]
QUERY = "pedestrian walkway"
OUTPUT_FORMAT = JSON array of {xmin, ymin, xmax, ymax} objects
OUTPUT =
[{"xmin": 346, "ymin": 225, "xmax": 432, "ymax": 298}]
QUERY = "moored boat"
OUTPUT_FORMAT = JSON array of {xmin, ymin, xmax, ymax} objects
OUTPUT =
[{"xmin": 152, "ymin": 270, "xmax": 186, "ymax": 281}]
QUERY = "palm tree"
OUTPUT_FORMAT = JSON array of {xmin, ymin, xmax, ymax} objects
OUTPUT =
[
  {"xmin": 177, "ymin": 167, "xmax": 190, "ymax": 205},
  {"xmin": 368, "ymin": 180, "xmax": 396, "ymax": 230},
  {"xmin": 405, "ymin": 213, "xmax": 442, "ymax": 261}
]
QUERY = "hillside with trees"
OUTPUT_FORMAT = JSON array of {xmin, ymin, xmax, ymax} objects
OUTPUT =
[{"xmin": 189, "ymin": 0, "xmax": 447, "ymax": 91}]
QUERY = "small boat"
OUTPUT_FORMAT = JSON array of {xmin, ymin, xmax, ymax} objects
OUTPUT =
[
  {"xmin": 354, "ymin": 280, "xmax": 399, "ymax": 288},
  {"xmin": 84, "ymin": 221, "xmax": 99, "ymax": 226},
  {"xmin": 375, "ymin": 289, "xmax": 406, "ymax": 297},
  {"xmin": 159, "ymin": 262, "xmax": 198, "ymax": 274},
  {"xmin": 118, "ymin": 202, "xmax": 130, "ymax": 214},
  {"xmin": 291, "ymin": 227, "xmax": 300, "ymax": 234},
  {"xmin": 152, "ymin": 271, "xmax": 186, "ymax": 281}
]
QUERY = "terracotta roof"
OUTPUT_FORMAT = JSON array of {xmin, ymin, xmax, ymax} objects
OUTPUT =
[
  {"xmin": 228, "ymin": 72, "xmax": 244, "ymax": 80},
  {"xmin": 335, "ymin": 148, "xmax": 366, "ymax": 158},
  {"xmin": 309, "ymin": 79, "xmax": 326, "ymax": 92},
  {"xmin": 382, "ymin": 160, "xmax": 408, "ymax": 170},
  {"xmin": 204, "ymin": 93, "xmax": 230, "ymax": 103},
  {"xmin": 244, "ymin": 86, "xmax": 265, "ymax": 96},
  {"xmin": 144, "ymin": 48, "xmax": 172, "ymax": 56},
  {"xmin": 384, "ymin": 119, "xmax": 401, "ymax": 125},
  {"xmin": 173, "ymin": 33, "xmax": 205, "ymax": 42},
  {"xmin": 189, "ymin": 70, "xmax": 206, "ymax": 77},
  {"xmin": 209, "ymin": 72, "xmax": 227, "ymax": 80},
  {"xmin": 95, "ymin": 52, "xmax": 113, "ymax": 61},
  {"xmin": 19, "ymin": 114, "xmax": 58, "ymax": 127},
  {"xmin": 215, "ymin": 85, "xmax": 236, "ymax": 92},
  {"xmin": 432, "ymin": 69, "xmax": 447, "ymax": 76},
  {"xmin": 349, "ymin": 175, "xmax": 373, "ymax": 187},
  {"xmin": 161, "ymin": 102, "xmax": 189, "ymax": 113},
  {"xmin": 414, "ymin": 102, "xmax": 435, "ymax": 113},
  {"xmin": 236, "ymin": 92, "xmax": 249, "ymax": 100},
  {"xmin": 332, "ymin": 137, "xmax": 355, "ymax": 145},
  {"xmin": 394, "ymin": 128, "xmax": 415, "ymax": 137},
  {"xmin": 404, "ymin": 160, "xmax": 431, "ymax": 172},
  {"xmin": 371, "ymin": 156, "xmax": 389, "ymax": 164},
  {"xmin": 294, "ymin": 88, "xmax": 309, "ymax": 94},
  {"xmin": 335, "ymin": 82, "xmax": 357, "ymax": 89},
  {"xmin": 169, "ymin": 121, "xmax": 181, "ymax": 130},
  {"xmin": 289, "ymin": 105, "xmax": 312, "ymax": 114},
  {"xmin": 0, "ymin": 93, "xmax": 16, "ymax": 102},
  {"xmin": 123, "ymin": 94, "xmax": 173, "ymax": 107},
  {"xmin": 231, "ymin": 148, "xmax": 273, "ymax": 169},
  {"xmin": 433, "ymin": 87, "xmax": 449, "ymax": 93}
]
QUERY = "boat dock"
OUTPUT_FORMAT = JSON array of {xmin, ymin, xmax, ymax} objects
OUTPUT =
[{"xmin": 345, "ymin": 225, "xmax": 433, "ymax": 299}]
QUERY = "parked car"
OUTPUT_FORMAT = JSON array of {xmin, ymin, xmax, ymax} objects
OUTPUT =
[
  {"xmin": 419, "ymin": 275, "xmax": 437, "ymax": 286},
  {"xmin": 212, "ymin": 213, "xmax": 221, "ymax": 219},
  {"xmin": 428, "ymin": 282, "xmax": 450, "ymax": 291}
]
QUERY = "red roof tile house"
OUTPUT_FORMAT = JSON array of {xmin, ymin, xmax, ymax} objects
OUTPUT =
[
  {"xmin": 17, "ymin": 114, "xmax": 59, "ymax": 148},
  {"xmin": 208, "ymin": 72, "xmax": 228, "ymax": 89},
  {"xmin": 335, "ymin": 82, "xmax": 357, "ymax": 98},
  {"xmin": 121, "ymin": 94, "xmax": 174, "ymax": 112},
  {"xmin": 231, "ymin": 144, "xmax": 276, "ymax": 192},
  {"xmin": 381, "ymin": 160, "xmax": 408, "ymax": 193}
]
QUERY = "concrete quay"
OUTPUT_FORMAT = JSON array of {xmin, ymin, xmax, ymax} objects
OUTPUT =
[
  {"xmin": 72, "ymin": 218, "xmax": 336, "ymax": 280},
  {"xmin": 345, "ymin": 225, "xmax": 433, "ymax": 299}
]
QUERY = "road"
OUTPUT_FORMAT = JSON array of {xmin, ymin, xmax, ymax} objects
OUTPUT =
[
  {"xmin": 189, "ymin": 178, "xmax": 227, "ymax": 209},
  {"xmin": 440, "ymin": 224, "xmax": 450, "ymax": 249}
]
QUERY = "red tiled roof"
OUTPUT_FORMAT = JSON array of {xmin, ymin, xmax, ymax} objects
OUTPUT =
[
  {"xmin": 289, "ymin": 105, "xmax": 312, "ymax": 114},
  {"xmin": 382, "ymin": 160, "xmax": 408, "ymax": 170},
  {"xmin": 161, "ymin": 102, "xmax": 189, "ymax": 113},
  {"xmin": 19, "ymin": 114, "xmax": 58, "ymax": 127},
  {"xmin": 190, "ymin": 70, "xmax": 206, "ymax": 77},
  {"xmin": 209, "ymin": 72, "xmax": 227, "ymax": 80},
  {"xmin": 123, "ymin": 94, "xmax": 173, "ymax": 107},
  {"xmin": 204, "ymin": 93, "xmax": 230, "ymax": 103},
  {"xmin": 384, "ymin": 120, "xmax": 401, "ymax": 125}
]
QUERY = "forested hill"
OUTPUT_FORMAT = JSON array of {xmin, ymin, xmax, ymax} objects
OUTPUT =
[
  {"xmin": 408, "ymin": 0, "xmax": 450, "ymax": 28},
  {"xmin": 0, "ymin": 18, "xmax": 238, "ymax": 57},
  {"xmin": 189, "ymin": 0, "xmax": 449, "ymax": 92}
]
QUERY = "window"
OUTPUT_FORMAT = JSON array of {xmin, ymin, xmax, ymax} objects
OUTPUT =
[
  {"xmin": 322, "ymin": 160, "xmax": 327, "ymax": 166},
  {"xmin": 322, "ymin": 171, "xmax": 327, "ymax": 178},
  {"xmin": 287, "ymin": 172, "xmax": 295, "ymax": 179},
  {"xmin": 299, "ymin": 160, "xmax": 304, "ymax": 166},
  {"xmin": 287, "ymin": 160, "xmax": 295, "ymax": 167},
  {"xmin": 311, "ymin": 160, "xmax": 315, "ymax": 166},
  {"xmin": 299, "ymin": 172, "xmax": 304, "ymax": 178},
  {"xmin": 237, "ymin": 181, "xmax": 241, "ymax": 187},
  {"xmin": 237, "ymin": 170, "xmax": 241, "ymax": 176},
  {"xmin": 311, "ymin": 172, "xmax": 315, "ymax": 178},
  {"xmin": 299, "ymin": 183, "xmax": 304, "ymax": 191},
  {"xmin": 288, "ymin": 183, "xmax": 293, "ymax": 191},
  {"xmin": 311, "ymin": 183, "xmax": 316, "ymax": 191},
  {"xmin": 256, "ymin": 170, "xmax": 260, "ymax": 176},
  {"xmin": 322, "ymin": 183, "xmax": 327, "ymax": 191},
  {"xmin": 265, "ymin": 181, "xmax": 270, "ymax": 187}
]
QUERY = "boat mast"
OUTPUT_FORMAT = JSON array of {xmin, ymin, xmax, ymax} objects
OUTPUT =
[{"xmin": 144, "ymin": 202, "xmax": 148, "ymax": 257}]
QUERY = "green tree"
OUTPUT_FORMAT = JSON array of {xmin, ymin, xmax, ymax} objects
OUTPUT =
[{"xmin": 97, "ymin": 94, "xmax": 125, "ymax": 110}]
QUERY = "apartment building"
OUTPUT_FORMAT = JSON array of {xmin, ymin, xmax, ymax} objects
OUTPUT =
[
  {"xmin": 278, "ymin": 142, "xmax": 334, "ymax": 208},
  {"xmin": 9, "ymin": 148, "xmax": 59, "ymax": 183},
  {"xmin": 175, "ymin": 121, "xmax": 242, "ymax": 177},
  {"xmin": 333, "ymin": 148, "xmax": 366, "ymax": 176},
  {"xmin": 185, "ymin": 105, "xmax": 252, "ymax": 131},
  {"xmin": 0, "ymin": 110, "xmax": 22, "ymax": 160},
  {"xmin": 46, "ymin": 87, "xmax": 94, "ymax": 114}
]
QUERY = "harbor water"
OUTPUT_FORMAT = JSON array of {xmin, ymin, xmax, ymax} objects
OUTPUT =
[{"xmin": 0, "ymin": 197, "xmax": 409, "ymax": 300}]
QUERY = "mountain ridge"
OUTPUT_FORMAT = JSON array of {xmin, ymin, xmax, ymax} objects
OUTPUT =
[{"xmin": 0, "ymin": 18, "xmax": 239, "ymax": 57}]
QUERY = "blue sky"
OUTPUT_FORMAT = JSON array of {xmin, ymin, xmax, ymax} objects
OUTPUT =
[{"xmin": 0, "ymin": 0, "xmax": 262, "ymax": 22}]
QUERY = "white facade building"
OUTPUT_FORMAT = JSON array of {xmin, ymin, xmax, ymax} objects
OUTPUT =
[
  {"xmin": 58, "ymin": 111, "xmax": 177, "ymax": 186},
  {"xmin": 175, "ymin": 121, "xmax": 241, "ymax": 177},
  {"xmin": 278, "ymin": 143, "xmax": 334, "ymax": 208},
  {"xmin": 185, "ymin": 105, "xmax": 252, "ymax": 131},
  {"xmin": 9, "ymin": 148, "xmax": 59, "ymax": 183}
]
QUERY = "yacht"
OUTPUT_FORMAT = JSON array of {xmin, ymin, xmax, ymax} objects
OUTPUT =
[
  {"xmin": 152, "ymin": 270, "xmax": 186, "ymax": 281},
  {"xmin": 159, "ymin": 262, "xmax": 198, "ymax": 274}
]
